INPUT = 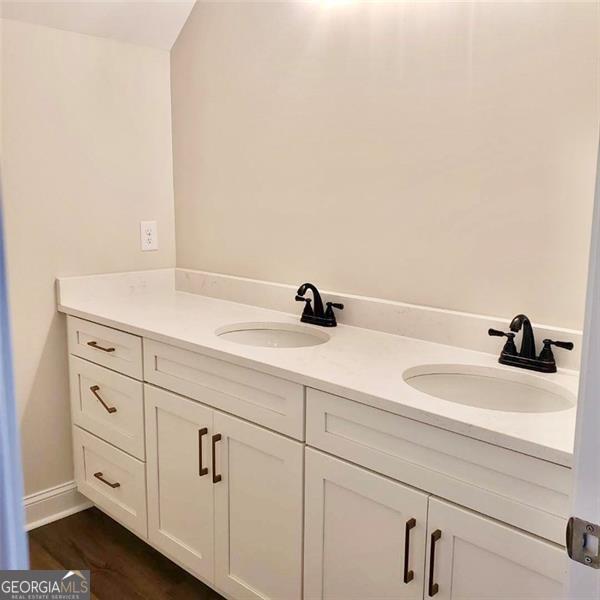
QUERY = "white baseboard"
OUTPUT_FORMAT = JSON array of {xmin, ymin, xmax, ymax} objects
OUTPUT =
[{"xmin": 24, "ymin": 480, "xmax": 92, "ymax": 531}]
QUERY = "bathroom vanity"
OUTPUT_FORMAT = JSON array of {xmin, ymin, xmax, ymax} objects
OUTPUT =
[{"xmin": 58, "ymin": 269, "xmax": 577, "ymax": 600}]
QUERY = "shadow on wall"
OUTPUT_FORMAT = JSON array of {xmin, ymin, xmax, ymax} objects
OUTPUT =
[{"xmin": 19, "ymin": 312, "xmax": 75, "ymax": 497}]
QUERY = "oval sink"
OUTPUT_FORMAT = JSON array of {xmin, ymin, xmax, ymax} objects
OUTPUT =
[
  {"xmin": 216, "ymin": 322, "xmax": 329, "ymax": 348},
  {"xmin": 403, "ymin": 364, "xmax": 575, "ymax": 413}
]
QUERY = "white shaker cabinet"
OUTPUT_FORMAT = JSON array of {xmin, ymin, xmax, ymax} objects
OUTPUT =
[
  {"xmin": 304, "ymin": 449, "xmax": 565, "ymax": 600},
  {"xmin": 145, "ymin": 384, "xmax": 304, "ymax": 600},
  {"xmin": 424, "ymin": 498, "xmax": 565, "ymax": 600},
  {"xmin": 214, "ymin": 411, "xmax": 304, "ymax": 600},
  {"xmin": 304, "ymin": 448, "xmax": 429, "ymax": 600},
  {"xmin": 64, "ymin": 314, "xmax": 569, "ymax": 600},
  {"xmin": 145, "ymin": 385, "xmax": 215, "ymax": 583}
]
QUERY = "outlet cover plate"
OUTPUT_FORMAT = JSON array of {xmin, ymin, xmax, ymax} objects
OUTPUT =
[{"xmin": 140, "ymin": 220, "xmax": 158, "ymax": 251}]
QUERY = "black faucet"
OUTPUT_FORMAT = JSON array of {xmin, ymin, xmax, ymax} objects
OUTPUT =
[
  {"xmin": 509, "ymin": 314, "xmax": 536, "ymax": 359},
  {"xmin": 295, "ymin": 282, "xmax": 344, "ymax": 327},
  {"xmin": 488, "ymin": 313, "xmax": 573, "ymax": 373}
]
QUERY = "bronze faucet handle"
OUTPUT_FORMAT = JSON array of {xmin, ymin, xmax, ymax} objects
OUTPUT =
[
  {"xmin": 543, "ymin": 339, "xmax": 574, "ymax": 351},
  {"xmin": 488, "ymin": 328, "xmax": 515, "ymax": 339},
  {"xmin": 488, "ymin": 329, "xmax": 517, "ymax": 356}
]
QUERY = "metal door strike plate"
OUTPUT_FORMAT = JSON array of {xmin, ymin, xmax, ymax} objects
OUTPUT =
[{"xmin": 567, "ymin": 516, "xmax": 600, "ymax": 568}]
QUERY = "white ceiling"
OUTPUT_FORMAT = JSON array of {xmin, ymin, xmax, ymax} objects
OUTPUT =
[{"xmin": 1, "ymin": 0, "xmax": 196, "ymax": 50}]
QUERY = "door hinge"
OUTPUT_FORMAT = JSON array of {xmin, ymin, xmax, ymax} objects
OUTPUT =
[{"xmin": 567, "ymin": 517, "xmax": 600, "ymax": 568}]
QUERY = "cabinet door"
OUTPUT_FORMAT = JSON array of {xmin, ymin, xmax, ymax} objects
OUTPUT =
[
  {"xmin": 145, "ymin": 385, "xmax": 215, "ymax": 583},
  {"xmin": 425, "ymin": 498, "xmax": 565, "ymax": 600},
  {"xmin": 304, "ymin": 448, "xmax": 429, "ymax": 600},
  {"xmin": 213, "ymin": 412, "xmax": 304, "ymax": 600}
]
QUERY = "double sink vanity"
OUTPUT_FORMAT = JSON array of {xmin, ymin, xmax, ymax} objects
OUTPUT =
[{"xmin": 57, "ymin": 269, "xmax": 578, "ymax": 600}]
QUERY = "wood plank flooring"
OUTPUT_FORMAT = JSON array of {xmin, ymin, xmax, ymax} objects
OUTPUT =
[{"xmin": 28, "ymin": 507, "xmax": 225, "ymax": 600}]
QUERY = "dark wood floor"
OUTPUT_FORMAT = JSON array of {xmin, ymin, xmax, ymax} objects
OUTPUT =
[{"xmin": 29, "ymin": 507, "xmax": 225, "ymax": 600}]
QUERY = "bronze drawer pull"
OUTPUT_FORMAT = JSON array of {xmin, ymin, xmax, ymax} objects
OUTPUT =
[
  {"xmin": 87, "ymin": 340, "xmax": 116, "ymax": 353},
  {"xmin": 90, "ymin": 385, "xmax": 117, "ymax": 414},
  {"xmin": 404, "ymin": 518, "xmax": 416, "ymax": 584},
  {"xmin": 428, "ymin": 529, "xmax": 442, "ymax": 596},
  {"xmin": 212, "ymin": 433, "xmax": 222, "ymax": 484},
  {"xmin": 94, "ymin": 472, "xmax": 120, "ymax": 489},
  {"xmin": 198, "ymin": 428, "xmax": 208, "ymax": 476}
]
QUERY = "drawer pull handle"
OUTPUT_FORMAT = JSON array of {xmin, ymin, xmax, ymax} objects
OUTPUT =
[
  {"xmin": 428, "ymin": 529, "xmax": 442, "ymax": 597},
  {"xmin": 198, "ymin": 428, "xmax": 208, "ymax": 476},
  {"xmin": 87, "ymin": 340, "xmax": 116, "ymax": 353},
  {"xmin": 94, "ymin": 472, "xmax": 120, "ymax": 489},
  {"xmin": 212, "ymin": 433, "xmax": 222, "ymax": 484},
  {"xmin": 90, "ymin": 385, "xmax": 117, "ymax": 414},
  {"xmin": 404, "ymin": 518, "xmax": 416, "ymax": 584}
]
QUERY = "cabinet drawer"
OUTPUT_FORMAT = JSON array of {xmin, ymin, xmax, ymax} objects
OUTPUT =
[
  {"xmin": 73, "ymin": 427, "xmax": 147, "ymax": 538},
  {"xmin": 144, "ymin": 339, "xmax": 304, "ymax": 439},
  {"xmin": 67, "ymin": 316, "xmax": 142, "ymax": 379},
  {"xmin": 306, "ymin": 388, "xmax": 571, "ymax": 545},
  {"xmin": 69, "ymin": 356, "xmax": 145, "ymax": 459}
]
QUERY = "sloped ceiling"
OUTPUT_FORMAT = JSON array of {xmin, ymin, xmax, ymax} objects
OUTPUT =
[{"xmin": 1, "ymin": 0, "xmax": 196, "ymax": 50}]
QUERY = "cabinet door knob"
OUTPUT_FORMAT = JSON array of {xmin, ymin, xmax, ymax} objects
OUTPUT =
[
  {"xmin": 428, "ymin": 529, "xmax": 442, "ymax": 596},
  {"xmin": 212, "ymin": 433, "xmax": 222, "ymax": 484},
  {"xmin": 198, "ymin": 428, "xmax": 208, "ymax": 477},
  {"xmin": 90, "ymin": 385, "xmax": 117, "ymax": 414},
  {"xmin": 404, "ymin": 518, "xmax": 416, "ymax": 584}
]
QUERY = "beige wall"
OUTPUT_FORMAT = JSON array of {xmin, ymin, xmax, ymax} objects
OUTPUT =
[
  {"xmin": 172, "ymin": 1, "xmax": 599, "ymax": 331},
  {"xmin": 1, "ymin": 19, "xmax": 175, "ymax": 495}
]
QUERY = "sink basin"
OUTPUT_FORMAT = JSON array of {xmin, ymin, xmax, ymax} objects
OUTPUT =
[
  {"xmin": 403, "ymin": 364, "xmax": 575, "ymax": 413},
  {"xmin": 216, "ymin": 322, "xmax": 329, "ymax": 348}
]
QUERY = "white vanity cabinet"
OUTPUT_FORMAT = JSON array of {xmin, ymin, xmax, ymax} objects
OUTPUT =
[
  {"xmin": 65, "ymin": 314, "xmax": 569, "ymax": 600},
  {"xmin": 304, "ymin": 448, "xmax": 428, "ymax": 600},
  {"xmin": 68, "ymin": 317, "xmax": 148, "ymax": 538},
  {"xmin": 145, "ymin": 385, "xmax": 215, "ymax": 582},
  {"xmin": 304, "ymin": 449, "xmax": 566, "ymax": 600},
  {"xmin": 303, "ymin": 388, "xmax": 568, "ymax": 600},
  {"xmin": 145, "ymin": 384, "xmax": 304, "ymax": 600},
  {"xmin": 213, "ymin": 411, "xmax": 303, "ymax": 600},
  {"xmin": 425, "ymin": 498, "xmax": 565, "ymax": 600}
]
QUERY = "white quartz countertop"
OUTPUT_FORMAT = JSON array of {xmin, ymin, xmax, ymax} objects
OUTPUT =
[{"xmin": 57, "ymin": 278, "xmax": 578, "ymax": 467}]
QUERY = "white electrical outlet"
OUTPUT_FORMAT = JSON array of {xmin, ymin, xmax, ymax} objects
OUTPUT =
[{"xmin": 140, "ymin": 220, "xmax": 158, "ymax": 251}]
